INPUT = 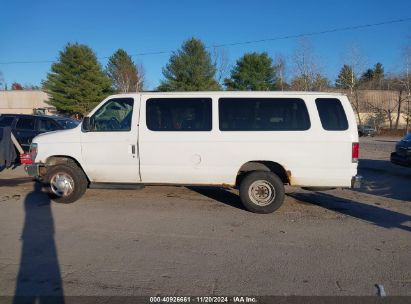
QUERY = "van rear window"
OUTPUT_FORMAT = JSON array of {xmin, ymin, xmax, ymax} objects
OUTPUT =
[
  {"xmin": 315, "ymin": 98, "xmax": 348, "ymax": 131},
  {"xmin": 219, "ymin": 98, "xmax": 310, "ymax": 131}
]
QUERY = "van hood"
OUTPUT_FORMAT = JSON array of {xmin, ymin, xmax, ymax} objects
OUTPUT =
[{"xmin": 33, "ymin": 126, "xmax": 81, "ymax": 144}]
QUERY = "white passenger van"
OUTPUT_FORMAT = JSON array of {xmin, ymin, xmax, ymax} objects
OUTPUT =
[{"xmin": 25, "ymin": 92, "xmax": 361, "ymax": 213}]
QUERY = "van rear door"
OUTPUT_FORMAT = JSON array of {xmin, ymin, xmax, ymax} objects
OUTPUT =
[{"xmin": 312, "ymin": 97, "xmax": 357, "ymax": 187}]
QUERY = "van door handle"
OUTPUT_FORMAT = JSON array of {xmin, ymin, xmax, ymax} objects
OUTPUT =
[{"xmin": 128, "ymin": 144, "xmax": 136, "ymax": 158}]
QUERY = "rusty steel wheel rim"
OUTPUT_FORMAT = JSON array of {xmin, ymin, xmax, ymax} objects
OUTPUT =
[{"xmin": 248, "ymin": 180, "xmax": 276, "ymax": 206}]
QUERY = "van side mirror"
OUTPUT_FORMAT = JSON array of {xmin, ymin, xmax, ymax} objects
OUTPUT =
[{"xmin": 82, "ymin": 117, "xmax": 91, "ymax": 132}]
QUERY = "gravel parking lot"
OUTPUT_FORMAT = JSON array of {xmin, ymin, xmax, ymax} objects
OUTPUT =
[{"xmin": 0, "ymin": 137, "xmax": 410, "ymax": 297}]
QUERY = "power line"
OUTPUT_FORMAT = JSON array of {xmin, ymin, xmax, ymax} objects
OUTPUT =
[
  {"xmin": 209, "ymin": 17, "xmax": 411, "ymax": 48},
  {"xmin": 1, "ymin": 17, "xmax": 411, "ymax": 65}
]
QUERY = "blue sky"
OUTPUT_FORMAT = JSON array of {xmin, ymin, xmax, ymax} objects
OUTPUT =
[{"xmin": 1, "ymin": 0, "xmax": 411, "ymax": 89}]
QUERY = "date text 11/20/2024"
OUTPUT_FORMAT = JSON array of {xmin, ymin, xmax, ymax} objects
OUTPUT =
[{"xmin": 149, "ymin": 296, "xmax": 257, "ymax": 303}]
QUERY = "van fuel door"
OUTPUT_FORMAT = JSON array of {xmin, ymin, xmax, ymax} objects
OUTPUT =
[{"xmin": 190, "ymin": 154, "xmax": 202, "ymax": 165}]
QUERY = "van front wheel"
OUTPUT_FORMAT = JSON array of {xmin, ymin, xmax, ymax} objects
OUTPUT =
[
  {"xmin": 239, "ymin": 171, "xmax": 285, "ymax": 214},
  {"xmin": 44, "ymin": 164, "xmax": 88, "ymax": 204}
]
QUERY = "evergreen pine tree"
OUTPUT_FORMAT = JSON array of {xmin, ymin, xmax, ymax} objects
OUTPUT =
[
  {"xmin": 157, "ymin": 38, "xmax": 220, "ymax": 91},
  {"xmin": 43, "ymin": 43, "xmax": 112, "ymax": 114},
  {"xmin": 359, "ymin": 63, "xmax": 385, "ymax": 88},
  {"xmin": 373, "ymin": 62, "xmax": 384, "ymax": 81},
  {"xmin": 360, "ymin": 69, "xmax": 375, "ymax": 83},
  {"xmin": 224, "ymin": 52, "xmax": 278, "ymax": 90},
  {"xmin": 335, "ymin": 64, "xmax": 357, "ymax": 89}
]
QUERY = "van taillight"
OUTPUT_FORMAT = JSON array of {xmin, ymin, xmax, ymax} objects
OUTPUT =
[
  {"xmin": 352, "ymin": 143, "xmax": 359, "ymax": 163},
  {"xmin": 20, "ymin": 153, "xmax": 33, "ymax": 165}
]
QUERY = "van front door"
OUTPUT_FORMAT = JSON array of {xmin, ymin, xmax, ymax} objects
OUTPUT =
[{"xmin": 80, "ymin": 97, "xmax": 140, "ymax": 183}]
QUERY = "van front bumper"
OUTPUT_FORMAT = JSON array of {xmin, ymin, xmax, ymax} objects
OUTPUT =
[
  {"xmin": 351, "ymin": 175, "xmax": 363, "ymax": 189},
  {"xmin": 24, "ymin": 164, "xmax": 44, "ymax": 179}
]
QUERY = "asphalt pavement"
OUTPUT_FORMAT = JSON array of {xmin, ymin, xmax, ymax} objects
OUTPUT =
[{"xmin": 0, "ymin": 137, "xmax": 410, "ymax": 297}]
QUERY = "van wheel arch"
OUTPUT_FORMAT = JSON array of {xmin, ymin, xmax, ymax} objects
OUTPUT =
[
  {"xmin": 235, "ymin": 161, "xmax": 290, "ymax": 187},
  {"xmin": 44, "ymin": 156, "xmax": 90, "ymax": 184}
]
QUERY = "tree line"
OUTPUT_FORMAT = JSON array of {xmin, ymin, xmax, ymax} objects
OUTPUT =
[{"xmin": 2, "ymin": 37, "xmax": 410, "ymax": 131}]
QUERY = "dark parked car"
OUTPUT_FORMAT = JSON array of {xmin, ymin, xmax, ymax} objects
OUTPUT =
[
  {"xmin": 390, "ymin": 133, "xmax": 411, "ymax": 167},
  {"xmin": 358, "ymin": 125, "xmax": 376, "ymax": 137},
  {"xmin": 0, "ymin": 114, "xmax": 79, "ymax": 151}
]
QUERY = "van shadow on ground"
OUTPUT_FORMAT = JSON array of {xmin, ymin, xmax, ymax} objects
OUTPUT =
[
  {"xmin": 190, "ymin": 186, "xmax": 411, "ymax": 233},
  {"xmin": 288, "ymin": 191, "xmax": 411, "ymax": 233},
  {"xmin": 188, "ymin": 186, "xmax": 246, "ymax": 211},
  {"xmin": 0, "ymin": 177, "xmax": 32, "ymax": 187},
  {"xmin": 357, "ymin": 159, "xmax": 411, "ymax": 201},
  {"xmin": 13, "ymin": 182, "xmax": 65, "ymax": 304}
]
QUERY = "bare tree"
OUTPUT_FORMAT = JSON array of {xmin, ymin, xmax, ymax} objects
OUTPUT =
[
  {"xmin": 340, "ymin": 45, "xmax": 368, "ymax": 125},
  {"xmin": 400, "ymin": 45, "xmax": 411, "ymax": 132},
  {"xmin": 351, "ymin": 90, "xmax": 363, "ymax": 126},
  {"xmin": 212, "ymin": 47, "xmax": 230, "ymax": 86},
  {"xmin": 290, "ymin": 38, "xmax": 329, "ymax": 91},
  {"xmin": 343, "ymin": 46, "xmax": 366, "ymax": 92},
  {"xmin": 291, "ymin": 38, "xmax": 317, "ymax": 91},
  {"xmin": 360, "ymin": 46, "xmax": 411, "ymax": 131},
  {"xmin": 136, "ymin": 63, "xmax": 145, "ymax": 92},
  {"xmin": 106, "ymin": 49, "xmax": 144, "ymax": 93},
  {"xmin": 384, "ymin": 77, "xmax": 407, "ymax": 130},
  {"xmin": 364, "ymin": 86, "xmax": 399, "ymax": 130},
  {"xmin": 0, "ymin": 71, "xmax": 4, "ymax": 90},
  {"xmin": 274, "ymin": 54, "xmax": 286, "ymax": 91},
  {"xmin": 23, "ymin": 83, "xmax": 40, "ymax": 90},
  {"xmin": 365, "ymin": 101, "xmax": 396, "ymax": 129}
]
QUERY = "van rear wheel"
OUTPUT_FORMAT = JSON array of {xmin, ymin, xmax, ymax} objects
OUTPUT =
[
  {"xmin": 239, "ymin": 171, "xmax": 285, "ymax": 214},
  {"xmin": 44, "ymin": 164, "xmax": 87, "ymax": 204}
]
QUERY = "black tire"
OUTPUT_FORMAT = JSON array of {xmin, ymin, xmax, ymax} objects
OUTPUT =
[
  {"xmin": 239, "ymin": 171, "xmax": 285, "ymax": 214},
  {"xmin": 44, "ymin": 163, "xmax": 88, "ymax": 204}
]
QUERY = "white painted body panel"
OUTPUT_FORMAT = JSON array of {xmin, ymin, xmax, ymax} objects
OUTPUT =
[
  {"xmin": 32, "ymin": 127, "xmax": 83, "ymax": 168},
  {"xmin": 33, "ymin": 91, "xmax": 358, "ymax": 188}
]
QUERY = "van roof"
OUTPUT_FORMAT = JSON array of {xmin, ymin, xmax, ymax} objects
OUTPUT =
[{"xmin": 108, "ymin": 91, "xmax": 346, "ymax": 98}]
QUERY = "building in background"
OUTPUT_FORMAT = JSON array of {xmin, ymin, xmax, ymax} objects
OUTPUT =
[
  {"xmin": 332, "ymin": 89, "xmax": 408, "ymax": 129},
  {"xmin": 0, "ymin": 90, "xmax": 56, "ymax": 115}
]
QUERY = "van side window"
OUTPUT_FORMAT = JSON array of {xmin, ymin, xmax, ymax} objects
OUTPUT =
[
  {"xmin": 219, "ymin": 98, "xmax": 310, "ymax": 131},
  {"xmin": 146, "ymin": 98, "xmax": 212, "ymax": 131},
  {"xmin": 315, "ymin": 98, "xmax": 348, "ymax": 131},
  {"xmin": 90, "ymin": 98, "xmax": 134, "ymax": 132}
]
